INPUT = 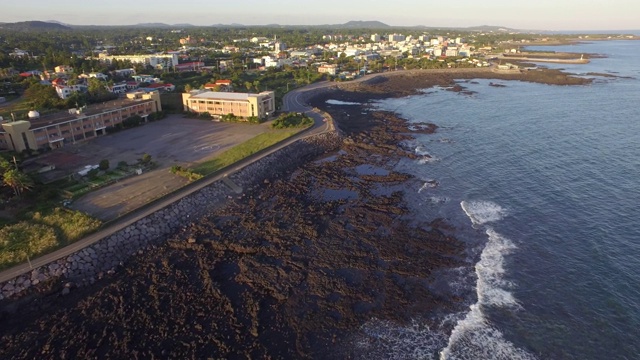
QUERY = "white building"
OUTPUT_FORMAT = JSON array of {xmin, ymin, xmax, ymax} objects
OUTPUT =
[
  {"xmin": 55, "ymin": 84, "xmax": 88, "ymax": 99},
  {"xmin": 274, "ymin": 42, "xmax": 287, "ymax": 52},
  {"xmin": 317, "ymin": 64, "xmax": 338, "ymax": 75},
  {"xmin": 388, "ymin": 34, "xmax": 406, "ymax": 42},
  {"xmin": 89, "ymin": 72, "xmax": 108, "ymax": 80},
  {"xmin": 98, "ymin": 53, "xmax": 179, "ymax": 70},
  {"xmin": 112, "ymin": 68, "xmax": 136, "ymax": 77},
  {"xmin": 106, "ymin": 83, "xmax": 128, "ymax": 94},
  {"xmin": 445, "ymin": 48, "xmax": 459, "ymax": 57},
  {"xmin": 371, "ymin": 34, "xmax": 381, "ymax": 42}
]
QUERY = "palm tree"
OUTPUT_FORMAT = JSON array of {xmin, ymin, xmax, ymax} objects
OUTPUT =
[{"xmin": 3, "ymin": 169, "xmax": 33, "ymax": 198}]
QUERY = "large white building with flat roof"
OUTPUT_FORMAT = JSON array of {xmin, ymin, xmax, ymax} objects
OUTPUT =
[
  {"xmin": 182, "ymin": 90, "xmax": 275, "ymax": 120},
  {"xmin": 98, "ymin": 53, "xmax": 179, "ymax": 70}
]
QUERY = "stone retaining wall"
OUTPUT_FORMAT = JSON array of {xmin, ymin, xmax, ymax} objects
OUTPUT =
[{"xmin": 0, "ymin": 131, "xmax": 341, "ymax": 300}]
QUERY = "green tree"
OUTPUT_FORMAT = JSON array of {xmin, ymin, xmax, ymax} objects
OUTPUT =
[
  {"xmin": 3, "ymin": 169, "xmax": 33, "ymax": 198},
  {"xmin": 23, "ymin": 83, "xmax": 61, "ymax": 109},
  {"xmin": 141, "ymin": 153, "xmax": 152, "ymax": 164},
  {"xmin": 99, "ymin": 159, "xmax": 109, "ymax": 170}
]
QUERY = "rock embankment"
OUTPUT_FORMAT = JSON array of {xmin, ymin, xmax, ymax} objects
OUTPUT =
[{"xmin": 0, "ymin": 132, "xmax": 341, "ymax": 300}]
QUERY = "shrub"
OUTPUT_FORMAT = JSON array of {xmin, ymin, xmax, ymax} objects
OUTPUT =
[
  {"xmin": 221, "ymin": 113, "xmax": 239, "ymax": 122},
  {"xmin": 122, "ymin": 115, "xmax": 143, "ymax": 128},
  {"xmin": 141, "ymin": 153, "xmax": 152, "ymax": 164},
  {"xmin": 99, "ymin": 159, "xmax": 109, "ymax": 170},
  {"xmin": 86, "ymin": 168, "xmax": 99, "ymax": 179},
  {"xmin": 247, "ymin": 116, "xmax": 261, "ymax": 124},
  {"xmin": 170, "ymin": 165, "xmax": 203, "ymax": 181},
  {"xmin": 117, "ymin": 161, "xmax": 128, "ymax": 170},
  {"xmin": 271, "ymin": 113, "xmax": 314, "ymax": 129},
  {"xmin": 149, "ymin": 110, "xmax": 167, "ymax": 121}
]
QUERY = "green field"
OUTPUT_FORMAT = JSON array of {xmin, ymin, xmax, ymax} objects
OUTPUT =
[
  {"xmin": 193, "ymin": 129, "xmax": 301, "ymax": 176},
  {"xmin": 0, "ymin": 208, "xmax": 101, "ymax": 270}
]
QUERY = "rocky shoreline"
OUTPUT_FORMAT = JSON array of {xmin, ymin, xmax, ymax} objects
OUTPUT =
[{"xmin": 0, "ymin": 67, "xmax": 591, "ymax": 359}]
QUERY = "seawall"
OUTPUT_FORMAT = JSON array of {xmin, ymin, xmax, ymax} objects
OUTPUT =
[{"xmin": 0, "ymin": 131, "xmax": 342, "ymax": 300}]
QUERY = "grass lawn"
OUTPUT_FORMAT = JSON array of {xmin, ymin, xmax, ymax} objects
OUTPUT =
[
  {"xmin": 0, "ymin": 207, "xmax": 101, "ymax": 270},
  {"xmin": 192, "ymin": 129, "xmax": 301, "ymax": 176}
]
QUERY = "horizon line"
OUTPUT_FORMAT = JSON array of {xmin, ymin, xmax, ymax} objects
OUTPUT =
[{"xmin": 1, "ymin": 19, "xmax": 639, "ymax": 33}]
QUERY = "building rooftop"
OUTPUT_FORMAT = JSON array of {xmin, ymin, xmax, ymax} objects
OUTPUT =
[
  {"xmin": 189, "ymin": 90, "xmax": 272, "ymax": 101},
  {"xmin": 24, "ymin": 96, "xmax": 154, "ymax": 129}
]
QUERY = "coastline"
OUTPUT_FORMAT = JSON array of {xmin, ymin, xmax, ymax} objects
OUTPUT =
[{"xmin": 0, "ymin": 67, "xmax": 592, "ymax": 358}]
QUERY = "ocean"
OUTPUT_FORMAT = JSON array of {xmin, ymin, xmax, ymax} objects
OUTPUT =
[{"xmin": 366, "ymin": 40, "xmax": 640, "ymax": 359}]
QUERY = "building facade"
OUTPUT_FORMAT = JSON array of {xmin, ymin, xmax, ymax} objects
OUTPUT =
[
  {"xmin": 0, "ymin": 91, "xmax": 162, "ymax": 152},
  {"xmin": 182, "ymin": 90, "xmax": 275, "ymax": 120},
  {"xmin": 98, "ymin": 53, "xmax": 179, "ymax": 70}
]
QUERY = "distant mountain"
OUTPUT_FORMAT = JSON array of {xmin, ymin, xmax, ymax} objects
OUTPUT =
[
  {"xmin": 211, "ymin": 20, "xmax": 390, "ymax": 29},
  {"xmin": 341, "ymin": 20, "xmax": 390, "ymax": 28},
  {"xmin": 132, "ymin": 23, "xmax": 172, "ymax": 28},
  {"xmin": 46, "ymin": 20, "xmax": 72, "ymax": 26},
  {"xmin": 211, "ymin": 23, "xmax": 247, "ymax": 28},
  {"xmin": 0, "ymin": 21, "xmax": 71, "ymax": 31},
  {"xmin": 465, "ymin": 25, "xmax": 515, "ymax": 32}
]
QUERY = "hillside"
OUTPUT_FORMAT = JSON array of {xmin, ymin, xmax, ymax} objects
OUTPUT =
[{"xmin": 0, "ymin": 21, "xmax": 72, "ymax": 31}]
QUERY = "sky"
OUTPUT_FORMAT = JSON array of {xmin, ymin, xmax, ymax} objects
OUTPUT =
[{"xmin": 1, "ymin": 0, "xmax": 638, "ymax": 31}]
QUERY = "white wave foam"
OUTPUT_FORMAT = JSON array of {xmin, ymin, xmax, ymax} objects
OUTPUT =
[
  {"xmin": 355, "ymin": 318, "xmax": 448, "ymax": 360},
  {"xmin": 415, "ymin": 145, "xmax": 431, "ymax": 156},
  {"xmin": 418, "ymin": 180, "xmax": 438, "ymax": 193},
  {"xmin": 419, "ymin": 156, "xmax": 440, "ymax": 164},
  {"xmin": 477, "ymin": 229, "xmax": 518, "ymax": 307},
  {"xmin": 326, "ymin": 99, "xmax": 361, "ymax": 105},
  {"xmin": 439, "ymin": 304, "xmax": 536, "ymax": 360},
  {"xmin": 461, "ymin": 200, "xmax": 507, "ymax": 226},
  {"xmin": 439, "ymin": 211, "xmax": 536, "ymax": 360}
]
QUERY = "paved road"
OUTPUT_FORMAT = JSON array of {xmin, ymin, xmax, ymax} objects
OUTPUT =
[{"xmin": 0, "ymin": 86, "xmax": 335, "ymax": 284}]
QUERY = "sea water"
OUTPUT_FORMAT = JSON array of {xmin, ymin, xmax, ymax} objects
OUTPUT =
[{"xmin": 360, "ymin": 40, "xmax": 640, "ymax": 359}]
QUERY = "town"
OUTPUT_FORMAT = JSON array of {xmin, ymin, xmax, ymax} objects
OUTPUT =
[{"xmin": 0, "ymin": 21, "xmax": 633, "ymax": 280}]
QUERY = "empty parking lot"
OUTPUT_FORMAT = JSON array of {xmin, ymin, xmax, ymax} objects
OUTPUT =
[{"xmin": 63, "ymin": 115, "xmax": 270, "ymax": 220}]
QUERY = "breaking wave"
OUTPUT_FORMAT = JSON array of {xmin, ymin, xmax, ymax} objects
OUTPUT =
[
  {"xmin": 439, "ymin": 202, "xmax": 536, "ymax": 360},
  {"xmin": 461, "ymin": 200, "xmax": 507, "ymax": 226}
]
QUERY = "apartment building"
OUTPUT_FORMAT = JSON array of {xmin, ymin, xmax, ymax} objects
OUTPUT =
[
  {"xmin": 182, "ymin": 90, "xmax": 275, "ymax": 120},
  {"xmin": 0, "ymin": 91, "xmax": 162, "ymax": 152},
  {"xmin": 98, "ymin": 53, "xmax": 179, "ymax": 70}
]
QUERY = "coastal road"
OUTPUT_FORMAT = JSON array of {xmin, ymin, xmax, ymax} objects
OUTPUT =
[{"xmin": 282, "ymin": 81, "xmax": 338, "ymax": 135}]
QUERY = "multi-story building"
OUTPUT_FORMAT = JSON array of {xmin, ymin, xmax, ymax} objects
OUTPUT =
[
  {"xmin": 0, "ymin": 91, "xmax": 162, "ymax": 152},
  {"xmin": 317, "ymin": 64, "xmax": 338, "ymax": 75},
  {"xmin": 54, "ymin": 65, "xmax": 74, "ymax": 74},
  {"xmin": 445, "ymin": 47, "xmax": 459, "ymax": 57},
  {"xmin": 388, "ymin": 34, "xmax": 406, "ymax": 43},
  {"xmin": 98, "ymin": 53, "xmax": 179, "ymax": 70},
  {"xmin": 371, "ymin": 34, "xmax": 381, "ymax": 42},
  {"xmin": 55, "ymin": 84, "xmax": 88, "ymax": 99},
  {"xmin": 182, "ymin": 90, "xmax": 275, "ymax": 121},
  {"xmin": 274, "ymin": 42, "xmax": 287, "ymax": 52}
]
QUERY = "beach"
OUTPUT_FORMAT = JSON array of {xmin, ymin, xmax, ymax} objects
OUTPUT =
[{"xmin": 0, "ymin": 66, "xmax": 592, "ymax": 359}]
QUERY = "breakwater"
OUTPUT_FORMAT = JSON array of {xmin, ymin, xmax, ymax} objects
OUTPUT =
[{"xmin": 0, "ymin": 132, "xmax": 341, "ymax": 300}]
